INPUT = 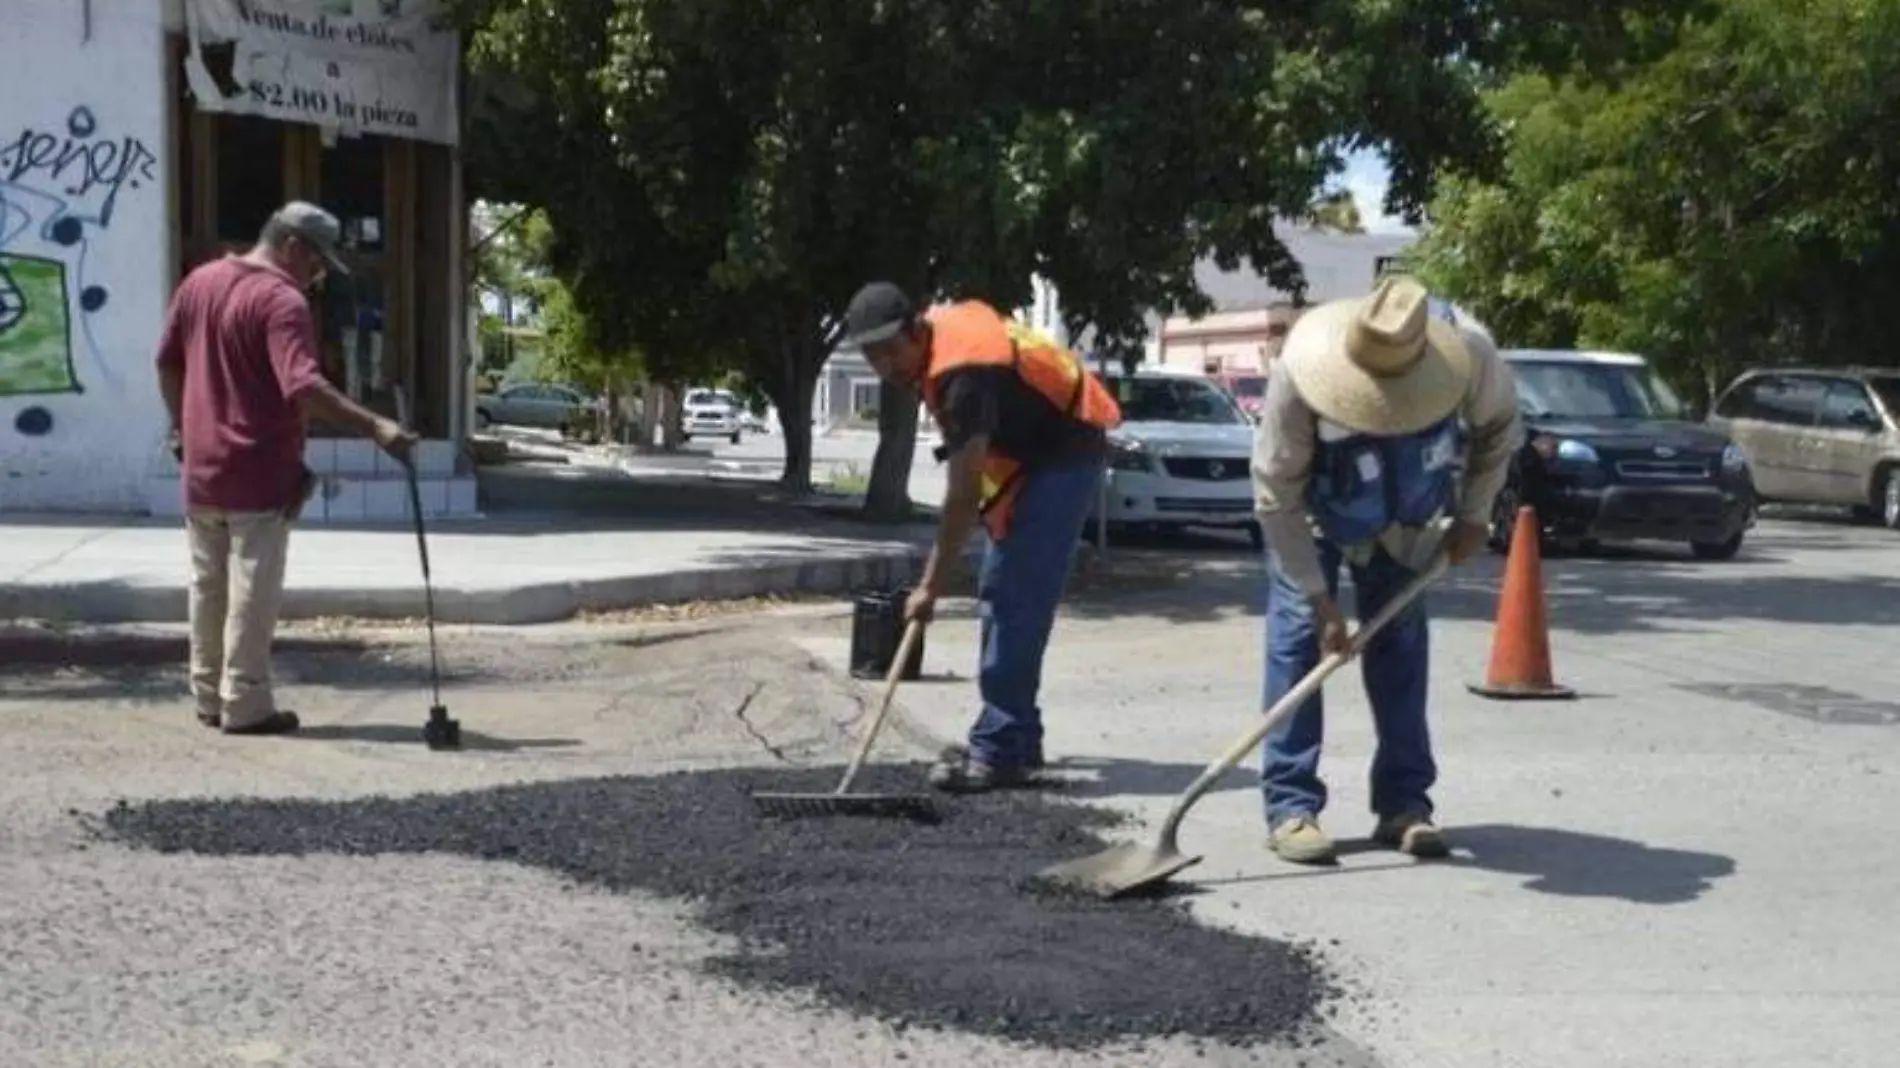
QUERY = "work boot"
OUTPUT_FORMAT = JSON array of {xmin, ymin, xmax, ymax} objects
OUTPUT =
[
  {"xmin": 1268, "ymin": 814, "xmax": 1337, "ymax": 865},
  {"xmin": 927, "ymin": 754, "xmax": 1032, "ymax": 794},
  {"xmin": 1373, "ymin": 812, "xmax": 1450, "ymax": 859},
  {"xmin": 938, "ymin": 743, "xmax": 1046, "ymax": 770}
]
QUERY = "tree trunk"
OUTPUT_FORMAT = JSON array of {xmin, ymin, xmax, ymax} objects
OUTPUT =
[
  {"xmin": 864, "ymin": 380, "xmax": 919, "ymax": 520},
  {"xmin": 660, "ymin": 382, "xmax": 683, "ymax": 449},
  {"xmin": 767, "ymin": 335, "xmax": 822, "ymax": 495}
]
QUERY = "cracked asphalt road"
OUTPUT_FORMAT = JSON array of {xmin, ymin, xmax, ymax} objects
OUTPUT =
[{"xmin": 0, "ymin": 611, "xmax": 1373, "ymax": 1067}]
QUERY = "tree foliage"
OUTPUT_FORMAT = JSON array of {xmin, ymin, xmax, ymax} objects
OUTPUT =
[
  {"xmin": 449, "ymin": 0, "xmax": 1695, "ymax": 502},
  {"xmin": 1411, "ymin": 0, "xmax": 1900, "ymax": 404}
]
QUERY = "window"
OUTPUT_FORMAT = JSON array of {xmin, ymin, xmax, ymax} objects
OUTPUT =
[
  {"xmin": 1228, "ymin": 375, "xmax": 1267, "ymax": 399},
  {"xmin": 1746, "ymin": 376, "xmax": 1827, "ymax": 426},
  {"xmin": 850, "ymin": 378, "xmax": 882, "ymax": 418},
  {"xmin": 213, "ymin": 115, "xmax": 287, "ymax": 244},
  {"xmin": 1099, "ymin": 376, "xmax": 1249, "ymax": 425},
  {"xmin": 1511, "ymin": 360, "xmax": 1686, "ymax": 420},
  {"xmin": 1714, "ymin": 378, "xmax": 1761, "ymax": 419},
  {"xmin": 1818, "ymin": 380, "xmax": 1880, "ymax": 430}
]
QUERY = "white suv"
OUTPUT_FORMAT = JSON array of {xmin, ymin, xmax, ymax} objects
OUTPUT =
[{"xmin": 682, "ymin": 388, "xmax": 743, "ymax": 444}]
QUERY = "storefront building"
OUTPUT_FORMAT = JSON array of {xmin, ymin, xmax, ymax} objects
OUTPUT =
[{"xmin": 1, "ymin": 0, "xmax": 478, "ymax": 521}]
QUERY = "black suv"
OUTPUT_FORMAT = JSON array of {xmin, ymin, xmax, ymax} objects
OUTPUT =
[{"xmin": 1490, "ymin": 349, "xmax": 1757, "ymax": 559}]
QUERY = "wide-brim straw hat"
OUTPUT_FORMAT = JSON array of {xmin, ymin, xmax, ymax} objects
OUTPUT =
[{"xmin": 1279, "ymin": 274, "xmax": 1475, "ymax": 436}]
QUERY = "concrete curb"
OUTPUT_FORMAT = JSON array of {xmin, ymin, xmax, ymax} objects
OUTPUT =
[{"xmin": 0, "ymin": 547, "xmax": 927, "ymax": 626}]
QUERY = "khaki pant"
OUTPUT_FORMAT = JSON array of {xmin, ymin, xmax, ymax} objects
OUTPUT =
[{"xmin": 187, "ymin": 509, "xmax": 293, "ymax": 728}]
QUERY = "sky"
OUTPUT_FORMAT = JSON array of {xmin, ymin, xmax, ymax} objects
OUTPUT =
[{"xmin": 1338, "ymin": 149, "xmax": 1416, "ymax": 236}]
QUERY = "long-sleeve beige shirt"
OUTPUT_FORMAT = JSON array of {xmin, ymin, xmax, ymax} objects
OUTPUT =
[{"xmin": 1251, "ymin": 326, "xmax": 1521, "ymax": 596}]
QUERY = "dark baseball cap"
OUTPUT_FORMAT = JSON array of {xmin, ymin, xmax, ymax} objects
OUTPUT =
[
  {"xmin": 840, "ymin": 281, "xmax": 914, "ymax": 349},
  {"xmin": 272, "ymin": 200, "xmax": 351, "ymax": 275}
]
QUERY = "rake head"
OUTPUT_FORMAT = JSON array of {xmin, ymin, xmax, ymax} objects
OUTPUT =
[{"xmin": 749, "ymin": 791, "xmax": 941, "ymax": 823}]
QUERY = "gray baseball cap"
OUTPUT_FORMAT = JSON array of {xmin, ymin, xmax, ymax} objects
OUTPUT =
[
  {"xmin": 272, "ymin": 200, "xmax": 351, "ymax": 275},
  {"xmin": 840, "ymin": 281, "xmax": 914, "ymax": 349}
]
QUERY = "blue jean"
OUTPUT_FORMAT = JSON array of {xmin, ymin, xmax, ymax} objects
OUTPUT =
[
  {"xmin": 1260, "ymin": 539, "xmax": 1436, "ymax": 825},
  {"xmin": 965, "ymin": 461, "xmax": 1101, "ymax": 768}
]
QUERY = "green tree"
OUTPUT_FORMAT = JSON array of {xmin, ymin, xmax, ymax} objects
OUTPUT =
[
  {"xmin": 1413, "ymin": 0, "xmax": 1900, "ymax": 406},
  {"xmin": 451, "ymin": 0, "xmax": 1695, "ymax": 507}
]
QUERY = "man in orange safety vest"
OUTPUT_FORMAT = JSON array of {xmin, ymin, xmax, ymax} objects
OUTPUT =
[{"xmin": 840, "ymin": 281, "xmax": 1121, "ymax": 792}]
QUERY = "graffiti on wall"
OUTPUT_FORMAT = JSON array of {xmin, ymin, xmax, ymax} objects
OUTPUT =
[{"xmin": 0, "ymin": 104, "xmax": 157, "ymax": 436}]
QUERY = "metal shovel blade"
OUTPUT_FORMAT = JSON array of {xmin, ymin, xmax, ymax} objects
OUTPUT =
[{"xmin": 1034, "ymin": 838, "xmax": 1203, "ymax": 900}]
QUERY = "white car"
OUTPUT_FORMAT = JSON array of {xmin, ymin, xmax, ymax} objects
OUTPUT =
[
  {"xmin": 1088, "ymin": 367, "xmax": 1262, "ymax": 548},
  {"xmin": 682, "ymin": 388, "xmax": 743, "ymax": 444}
]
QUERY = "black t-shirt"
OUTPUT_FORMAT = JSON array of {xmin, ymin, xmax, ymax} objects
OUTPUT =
[{"xmin": 933, "ymin": 365, "xmax": 1107, "ymax": 468}]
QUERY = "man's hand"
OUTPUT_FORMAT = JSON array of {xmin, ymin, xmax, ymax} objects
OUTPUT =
[
  {"xmin": 372, "ymin": 417, "xmax": 420, "ymax": 461},
  {"xmin": 904, "ymin": 584, "xmax": 937, "ymax": 625},
  {"xmin": 1311, "ymin": 594, "xmax": 1351, "ymax": 657},
  {"xmin": 1442, "ymin": 518, "xmax": 1489, "ymax": 567}
]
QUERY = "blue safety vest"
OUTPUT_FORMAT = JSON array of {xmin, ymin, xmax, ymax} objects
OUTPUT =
[{"xmin": 1305, "ymin": 415, "xmax": 1463, "ymax": 546}]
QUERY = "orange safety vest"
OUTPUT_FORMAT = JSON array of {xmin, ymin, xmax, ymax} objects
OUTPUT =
[{"xmin": 917, "ymin": 300, "xmax": 1122, "ymax": 542}]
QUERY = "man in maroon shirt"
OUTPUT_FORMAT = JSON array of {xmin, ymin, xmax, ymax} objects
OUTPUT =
[{"xmin": 155, "ymin": 201, "xmax": 418, "ymax": 735}]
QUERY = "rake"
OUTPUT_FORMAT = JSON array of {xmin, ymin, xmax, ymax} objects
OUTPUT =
[{"xmin": 750, "ymin": 619, "xmax": 938, "ymax": 821}]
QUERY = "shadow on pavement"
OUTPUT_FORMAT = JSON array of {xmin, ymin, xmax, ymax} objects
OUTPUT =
[
  {"xmin": 1040, "ymin": 757, "xmax": 1254, "ymax": 800},
  {"xmin": 1439, "ymin": 823, "xmax": 1738, "ymax": 904},
  {"xmin": 289, "ymin": 723, "xmax": 583, "ymax": 752},
  {"xmin": 0, "ymin": 629, "xmax": 499, "ymax": 702},
  {"xmin": 1206, "ymin": 824, "xmax": 1736, "ymax": 905},
  {"xmin": 1057, "ymin": 519, "xmax": 1900, "ymax": 633}
]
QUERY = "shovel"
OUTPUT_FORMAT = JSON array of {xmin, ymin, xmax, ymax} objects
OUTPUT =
[{"xmin": 1035, "ymin": 556, "xmax": 1449, "ymax": 900}]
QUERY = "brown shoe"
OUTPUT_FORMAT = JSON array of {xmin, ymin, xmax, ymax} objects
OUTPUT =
[{"xmin": 1373, "ymin": 812, "xmax": 1450, "ymax": 858}]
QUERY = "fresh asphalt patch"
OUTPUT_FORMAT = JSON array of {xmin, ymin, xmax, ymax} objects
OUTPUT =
[{"xmin": 86, "ymin": 763, "xmax": 1347, "ymax": 1055}]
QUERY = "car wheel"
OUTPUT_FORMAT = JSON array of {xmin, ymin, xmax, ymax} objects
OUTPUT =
[
  {"xmin": 1248, "ymin": 521, "xmax": 1265, "ymax": 554},
  {"xmin": 1690, "ymin": 532, "xmax": 1745, "ymax": 561},
  {"xmin": 1487, "ymin": 484, "xmax": 1518, "ymax": 553},
  {"xmin": 1881, "ymin": 466, "xmax": 1900, "ymax": 530},
  {"xmin": 730, "ymin": 431, "xmax": 742, "ymax": 445},
  {"xmin": 475, "ymin": 409, "xmax": 491, "ymax": 429}
]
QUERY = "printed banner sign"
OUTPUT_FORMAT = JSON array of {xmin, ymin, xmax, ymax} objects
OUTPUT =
[{"xmin": 183, "ymin": 0, "xmax": 459, "ymax": 145}]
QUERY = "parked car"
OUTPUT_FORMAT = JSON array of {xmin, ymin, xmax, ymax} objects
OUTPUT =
[
  {"xmin": 1704, "ymin": 366, "xmax": 1900, "ymax": 529},
  {"xmin": 1494, "ymin": 349, "xmax": 1756, "ymax": 559},
  {"xmin": 1087, "ymin": 367, "xmax": 1263, "ymax": 548},
  {"xmin": 1215, "ymin": 371, "xmax": 1269, "ymax": 422},
  {"xmin": 681, "ymin": 387, "xmax": 743, "ymax": 444},
  {"xmin": 474, "ymin": 381, "xmax": 592, "ymax": 432}
]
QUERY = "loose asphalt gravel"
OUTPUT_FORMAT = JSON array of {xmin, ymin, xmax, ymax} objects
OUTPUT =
[{"xmin": 88, "ymin": 763, "xmax": 1342, "ymax": 1054}]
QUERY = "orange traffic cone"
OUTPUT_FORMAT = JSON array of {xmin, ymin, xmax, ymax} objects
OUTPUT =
[{"xmin": 1468, "ymin": 505, "xmax": 1576, "ymax": 700}]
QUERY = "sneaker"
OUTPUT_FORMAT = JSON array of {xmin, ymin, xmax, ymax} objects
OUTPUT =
[
  {"xmin": 927, "ymin": 755, "xmax": 1031, "ymax": 794},
  {"xmin": 1373, "ymin": 812, "xmax": 1450, "ymax": 858},
  {"xmin": 1268, "ymin": 814, "xmax": 1337, "ymax": 865}
]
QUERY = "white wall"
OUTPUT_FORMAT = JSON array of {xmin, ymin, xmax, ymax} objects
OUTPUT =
[{"xmin": 0, "ymin": 0, "xmax": 171, "ymax": 512}]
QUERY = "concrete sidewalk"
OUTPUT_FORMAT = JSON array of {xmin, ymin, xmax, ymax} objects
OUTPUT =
[{"xmin": 0, "ymin": 465, "xmax": 940, "ymax": 626}]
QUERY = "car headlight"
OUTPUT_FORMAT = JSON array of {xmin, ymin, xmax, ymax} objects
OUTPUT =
[
  {"xmin": 1106, "ymin": 438, "xmax": 1152, "ymax": 472},
  {"xmin": 1553, "ymin": 439, "xmax": 1599, "ymax": 464},
  {"xmin": 1721, "ymin": 443, "xmax": 1747, "ymax": 471}
]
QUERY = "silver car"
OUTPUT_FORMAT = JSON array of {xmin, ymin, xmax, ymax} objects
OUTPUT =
[
  {"xmin": 1706, "ymin": 366, "xmax": 1900, "ymax": 528},
  {"xmin": 475, "ymin": 381, "xmax": 592, "ymax": 431}
]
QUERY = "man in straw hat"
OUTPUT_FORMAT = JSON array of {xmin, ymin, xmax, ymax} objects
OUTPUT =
[{"xmin": 1251, "ymin": 274, "xmax": 1520, "ymax": 863}]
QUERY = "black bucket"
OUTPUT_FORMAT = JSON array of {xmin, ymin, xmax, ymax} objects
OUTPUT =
[{"xmin": 848, "ymin": 585, "xmax": 926, "ymax": 681}]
